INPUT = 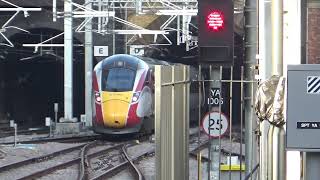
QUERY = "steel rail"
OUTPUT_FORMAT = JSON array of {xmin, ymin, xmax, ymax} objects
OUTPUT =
[
  {"xmin": 122, "ymin": 144, "xmax": 144, "ymax": 180},
  {"xmin": 0, "ymin": 144, "xmax": 86, "ymax": 173},
  {"xmin": 0, "ymin": 134, "xmax": 103, "ymax": 145},
  {"xmin": 79, "ymin": 141, "xmax": 99, "ymax": 180},
  {"xmin": 90, "ymin": 149, "xmax": 153, "ymax": 180},
  {"xmin": 17, "ymin": 143, "xmax": 125, "ymax": 180},
  {"xmin": 0, "ymin": 128, "xmax": 48, "ymax": 138},
  {"xmin": 91, "ymin": 131, "xmax": 202, "ymax": 179}
]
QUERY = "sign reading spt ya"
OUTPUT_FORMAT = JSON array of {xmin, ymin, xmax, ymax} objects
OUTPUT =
[{"xmin": 202, "ymin": 111, "xmax": 229, "ymax": 138}]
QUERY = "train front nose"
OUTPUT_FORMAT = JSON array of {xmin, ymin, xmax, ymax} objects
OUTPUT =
[{"xmin": 102, "ymin": 100, "xmax": 129, "ymax": 128}]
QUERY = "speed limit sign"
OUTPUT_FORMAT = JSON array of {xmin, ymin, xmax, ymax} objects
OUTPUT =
[{"xmin": 201, "ymin": 111, "xmax": 229, "ymax": 138}]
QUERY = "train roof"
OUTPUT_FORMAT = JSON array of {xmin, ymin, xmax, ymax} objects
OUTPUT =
[
  {"xmin": 135, "ymin": 56, "xmax": 173, "ymax": 66},
  {"xmin": 99, "ymin": 54, "xmax": 175, "ymax": 66}
]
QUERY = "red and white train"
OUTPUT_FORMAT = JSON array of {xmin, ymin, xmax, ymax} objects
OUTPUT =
[{"xmin": 92, "ymin": 54, "xmax": 200, "ymax": 134}]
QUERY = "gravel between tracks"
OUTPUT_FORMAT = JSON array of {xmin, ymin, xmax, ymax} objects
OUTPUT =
[
  {"xmin": 38, "ymin": 164, "xmax": 79, "ymax": 180},
  {"xmin": 0, "ymin": 127, "xmax": 244, "ymax": 179},
  {"xmin": 0, "ymin": 131, "xmax": 98, "ymax": 144},
  {"xmin": 0, "ymin": 142, "xmax": 84, "ymax": 167},
  {"xmin": 0, "ymin": 143, "xmax": 83, "ymax": 180}
]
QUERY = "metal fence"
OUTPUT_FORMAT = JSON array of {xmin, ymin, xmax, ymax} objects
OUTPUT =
[
  {"xmin": 155, "ymin": 65, "xmax": 190, "ymax": 180},
  {"xmin": 155, "ymin": 64, "xmax": 259, "ymax": 180},
  {"xmin": 193, "ymin": 65, "xmax": 259, "ymax": 180}
]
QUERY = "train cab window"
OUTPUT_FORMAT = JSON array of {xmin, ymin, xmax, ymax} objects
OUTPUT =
[{"xmin": 102, "ymin": 68, "xmax": 136, "ymax": 92}]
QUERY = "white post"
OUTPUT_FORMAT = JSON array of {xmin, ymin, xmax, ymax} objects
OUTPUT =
[
  {"xmin": 63, "ymin": 0, "xmax": 74, "ymax": 122},
  {"xmin": 54, "ymin": 103, "xmax": 58, "ymax": 125},
  {"xmin": 14, "ymin": 123, "xmax": 17, "ymax": 147},
  {"xmin": 85, "ymin": 0, "xmax": 93, "ymax": 127},
  {"xmin": 46, "ymin": 117, "xmax": 52, "ymax": 137}
]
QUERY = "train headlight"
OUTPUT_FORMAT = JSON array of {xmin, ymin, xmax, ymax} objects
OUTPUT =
[
  {"xmin": 95, "ymin": 92, "xmax": 101, "ymax": 104},
  {"xmin": 131, "ymin": 92, "xmax": 140, "ymax": 103}
]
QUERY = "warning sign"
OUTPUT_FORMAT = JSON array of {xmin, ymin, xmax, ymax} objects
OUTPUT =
[{"xmin": 202, "ymin": 111, "xmax": 229, "ymax": 138}]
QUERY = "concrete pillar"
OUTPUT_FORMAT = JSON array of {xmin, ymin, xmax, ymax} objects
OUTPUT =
[
  {"xmin": 85, "ymin": 0, "xmax": 93, "ymax": 127},
  {"xmin": 63, "ymin": 0, "xmax": 74, "ymax": 121}
]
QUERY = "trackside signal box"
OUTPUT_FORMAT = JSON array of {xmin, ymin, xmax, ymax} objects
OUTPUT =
[
  {"xmin": 198, "ymin": 0, "xmax": 234, "ymax": 65},
  {"xmin": 287, "ymin": 65, "xmax": 320, "ymax": 151}
]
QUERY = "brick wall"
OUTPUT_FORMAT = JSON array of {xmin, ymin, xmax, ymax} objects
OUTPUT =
[{"xmin": 308, "ymin": 8, "xmax": 320, "ymax": 64}]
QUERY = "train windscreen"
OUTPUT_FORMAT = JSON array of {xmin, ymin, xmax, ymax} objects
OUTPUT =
[{"xmin": 102, "ymin": 68, "xmax": 136, "ymax": 92}]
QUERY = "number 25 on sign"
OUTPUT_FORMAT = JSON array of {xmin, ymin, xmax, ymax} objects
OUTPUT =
[{"xmin": 201, "ymin": 111, "xmax": 229, "ymax": 138}]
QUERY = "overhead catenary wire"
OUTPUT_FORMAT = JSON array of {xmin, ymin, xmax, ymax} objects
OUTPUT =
[
  {"xmin": 2, "ymin": 0, "xmax": 193, "ymax": 40},
  {"xmin": 0, "ymin": 0, "xmax": 197, "ymax": 57}
]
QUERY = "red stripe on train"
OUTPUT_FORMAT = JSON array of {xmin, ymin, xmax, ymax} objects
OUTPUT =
[
  {"xmin": 134, "ymin": 70, "xmax": 147, "ymax": 92},
  {"xmin": 127, "ymin": 103, "xmax": 140, "ymax": 127},
  {"xmin": 93, "ymin": 73, "xmax": 103, "ymax": 124},
  {"xmin": 126, "ymin": 70, "xmax": 147, "ymax": 127}
]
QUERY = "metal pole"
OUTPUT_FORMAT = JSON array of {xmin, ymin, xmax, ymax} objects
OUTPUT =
[
  {"xmin": 53, "ymin": 0, "xmax": 57, "ymax": 21},
  {"xmin": 54, "ymin": 103, "xmax": 58, "ymax": 125},
  {"xmin": 198, "ymin": 65, "xmax": 202, "ymax": 180},
  {"xmin": 240, "ymin": 66, "xmax": 244, "ymax": 180},
  {"xmin": 50, "ymin": 120, "xmax": 52, "ymax": 137},
  {"xmin": 177, "ymin": 15, "xmax": 180, "ymax": 45},
  {"xmin": 183, "ymin": 65, "xmax": 190, "ymax": 180},
  {"xmin": 112, "ymin": 4, "xmax": 115, "ymax": 55},
  {"xmin": 228, "ymin": 66, "xmax": 233, "ymax": 180},
  {"xmin": 271, "ymin": 0, "xmax": 283, "ymax": 75},
  {"xmin": 182, "ymin": 7, "xmax": 187, "ymax": 44},
  {"xmin": 198, "ymin": 152, "xmax": 202, "ymax": 180},
  {"xmin": 218, "ymin": 66, "xmax": 223, "ymax": 180},
  {"xmin": 259, "ymin": 0, "xmax": 272, "ymax": 179},
  {"xmin": 14, "ymin": 123, "xmax": 17, "ymax": 147},
  {"xmin": 64, "ymin": 0, "xmax": 74, "ymax": 121},
  {"xmin": 98, "ymin": 0, "xmax": 102, "ymax": 33},
  {"xmin": 267, "ymin": 124, "xmax": 274, "ymax": 179},
  {"xmin": 209, "ymin": 66, "xmax": 220, "ymax": 180},
  {"xmin": 271, "ymin": 0, "xmax": 285, "ymax": 179},
  {"xmin": 259, "ymin": 0, "xmax": 273, "ymax": 80},
  {"xmin": 244, "ymin": 0, "xmax": 258, "ymax": 178},
  {"xmin": 260, "ymin": 121, "xmax": 270, "ymax": 180},
  {"xmin": 272, "ymin": 126, "xmax": 286, "ymax": 180},
  {"xmin": 85, "ymin": 0, "xmax": 93, "ymax": 127},
  {"xmin": 125, "ymin": 6, "xmax": 128, "ymax": 54}
]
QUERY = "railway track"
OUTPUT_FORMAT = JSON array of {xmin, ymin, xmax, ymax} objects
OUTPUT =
[
  {"xmin": 0, "ymin": 130, "xmax": 210, "ymax": 180},
  {"xmin": 0, "ymin": 128, "xmax": 48, "ymax": 138},
  {"xmin": 0, "ymin": 134, "xmax": 151, "ymax": 180},
  {"xmin": 0, "ymin": 141, "xmax": 126, "ymax": 180},
  {"xmin": 18, "ymin": 142, "xmax": 126, "ymax": 180},
  {"xmin": 0, "ymin": 143, "xmax": 88, "ymax": 180},
  {"xmin": 80, "ymin": 141, "xmax": 149, "ymax": 180},
  {"xmin": 89, "ymin": 131, "xmax": 209, "ymax": 180},
  {"xmin": 0, "ymin": 134, "xmax": 103, "ymax": 145}
]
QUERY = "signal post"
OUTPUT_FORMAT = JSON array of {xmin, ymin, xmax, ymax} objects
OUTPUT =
[{"xmin": 197, "ymin": 0, "xmax": 234, "ymax": 179}]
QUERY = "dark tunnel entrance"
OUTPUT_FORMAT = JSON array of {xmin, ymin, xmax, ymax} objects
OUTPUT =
[
  {"xmin": 0, "ymin": 28, "xmax": 86, "ymax": 128},
  {"xmin": 0, "ymin": 25, "xmax": 244, "ymax": 129}
]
